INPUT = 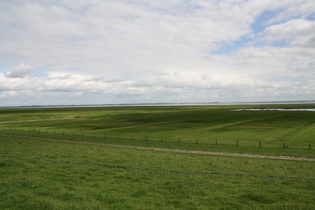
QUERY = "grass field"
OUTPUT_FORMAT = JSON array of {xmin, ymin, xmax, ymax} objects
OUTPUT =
[
  {"xmin": 1, "ymin": 104, "xmax": 315, "ymax": 149},
  {"xmin": 1, "ymin": 104, "xmax": 315, "ymax": 209}
]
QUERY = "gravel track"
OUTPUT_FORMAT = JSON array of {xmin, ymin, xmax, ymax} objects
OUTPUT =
[{"xmin": 1, "ymin": 133, "xmax": 314, "ymax": 162}]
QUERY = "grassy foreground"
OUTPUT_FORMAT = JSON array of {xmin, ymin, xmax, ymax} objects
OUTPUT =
[
  {"xmin": 1, "ymin": 104, "xmax": 315, "ymax": 209},
  {"xmin": 1, "ymin": 134, "xmax": 314, "ymax": 209}
]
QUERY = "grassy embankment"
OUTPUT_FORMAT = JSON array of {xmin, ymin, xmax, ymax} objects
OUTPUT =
[{"xmin": 1, "ymin": 134, "xmax": 314, "ymax": 209}]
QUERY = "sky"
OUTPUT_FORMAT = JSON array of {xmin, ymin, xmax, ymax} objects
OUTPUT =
[{"xmin": 0, "ymin": 0, "xmax": 315, "ymax": 106}]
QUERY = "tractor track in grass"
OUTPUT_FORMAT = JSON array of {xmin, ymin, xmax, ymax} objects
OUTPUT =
[{"xmin": 1, "ymin": 133, "xmax": 315, "ymax": 162}]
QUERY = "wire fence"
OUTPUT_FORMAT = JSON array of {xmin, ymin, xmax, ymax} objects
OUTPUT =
[{"xmin": 1, "ymin": 126, "xmax": 313, "ymax": 150}]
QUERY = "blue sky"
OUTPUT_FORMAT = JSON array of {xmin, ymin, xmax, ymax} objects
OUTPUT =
[{"xmin": 0, "ymin": 0, "xmax": 314, "ymax": 106}]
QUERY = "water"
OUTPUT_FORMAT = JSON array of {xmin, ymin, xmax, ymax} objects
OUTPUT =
[{"xmin": 234, "ymin": 108, "xmax": 315, "ymax": 112}]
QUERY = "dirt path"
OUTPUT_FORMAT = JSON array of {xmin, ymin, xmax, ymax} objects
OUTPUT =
[{"xmin": 1, "ymin": 133, "xmax": 314, "ymax": 161}]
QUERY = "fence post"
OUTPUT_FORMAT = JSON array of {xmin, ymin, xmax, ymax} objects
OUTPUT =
[
  {"xmin": 178, "ymin": 137, "xmax": 180, "ymax": 143},
  {"xmin": 196, "ymin": 138, "xmax": 198, "ymax": 144},
  {"xmin": 215, "ymin": 140, "xmax": 218, "ymax": 145},
  {"xmin": 236, "ymin": 140, "xmax": 238, "ymax": 146},
  {"xmin": 283, "ymin": 142, "xmax": 285, "ymax": 148}
]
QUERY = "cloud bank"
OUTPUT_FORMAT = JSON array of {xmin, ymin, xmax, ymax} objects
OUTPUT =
[{"xmin": 0, "ymin": 0, "xmax": 314, "ymax": 106}]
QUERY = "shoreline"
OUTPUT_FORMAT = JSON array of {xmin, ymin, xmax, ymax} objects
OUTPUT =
[{"xmin": 1, "ymin": 100, "xmax": 315, "ymax": 109}]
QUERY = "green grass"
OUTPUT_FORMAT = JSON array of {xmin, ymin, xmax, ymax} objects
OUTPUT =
[
  {"xmin": 1, "ymin": 104, "xmax": 315, "ymax": 209},
  {"xmin": 1, "ymin": 129, "xmax": 314, "ymax": 158},
  {"xmin": 1, "ymin": 104, "xmax": 315, "ymax": 150},
  {"xmin": 1, "ymin": 135, "xmax": 314, "ymax": 209}
]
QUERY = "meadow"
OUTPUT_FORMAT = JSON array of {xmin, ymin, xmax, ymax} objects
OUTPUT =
[
  {"xmin": 1, "ymin": 104, "xmax": 315, "ymax": 209},
  {"xmin": 1, "ymin": 104, "xmax": 315, "ymax": 150}
]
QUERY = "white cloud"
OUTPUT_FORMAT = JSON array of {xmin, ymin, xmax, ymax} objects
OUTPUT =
[
  {"xmin": 1, "ymin": 0, "xmax": 256, "ymax": 70},
  {"xmin": 0, "ymin": 0, "xmax": 314, "ymax": 105},
  {"xmin": 269, "ymin": 0, "xmax": 315, "ymax": 23},
  {"xmin": 260, "ymin": 19, "xmax": 315, "ymax": 47},
  {"xmin": 0, "ymin": 90, "xmax": 17, "ymax": 99},
  {"xmin": 6, "ymin": 63, "xmax": 36, "ymax": 78}
]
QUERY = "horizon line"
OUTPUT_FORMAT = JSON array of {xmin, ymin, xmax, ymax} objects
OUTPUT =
[{"xmin": 1, "ymin": 100, "xmax": 315, "ymax": 108}]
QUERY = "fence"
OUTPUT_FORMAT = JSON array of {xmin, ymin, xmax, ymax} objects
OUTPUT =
[{"xmin": 0, "ymin": 126, "xmax": 313, "ymax": 150}]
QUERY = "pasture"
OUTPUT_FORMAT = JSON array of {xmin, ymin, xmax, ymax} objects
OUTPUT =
[
  {"xmin": 1, "ymin": 104, "xmax": 315, "ymax": 209},
  {"xmin": 1, "ymin": 104, "xmax": 315, "ymax": 151}
]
